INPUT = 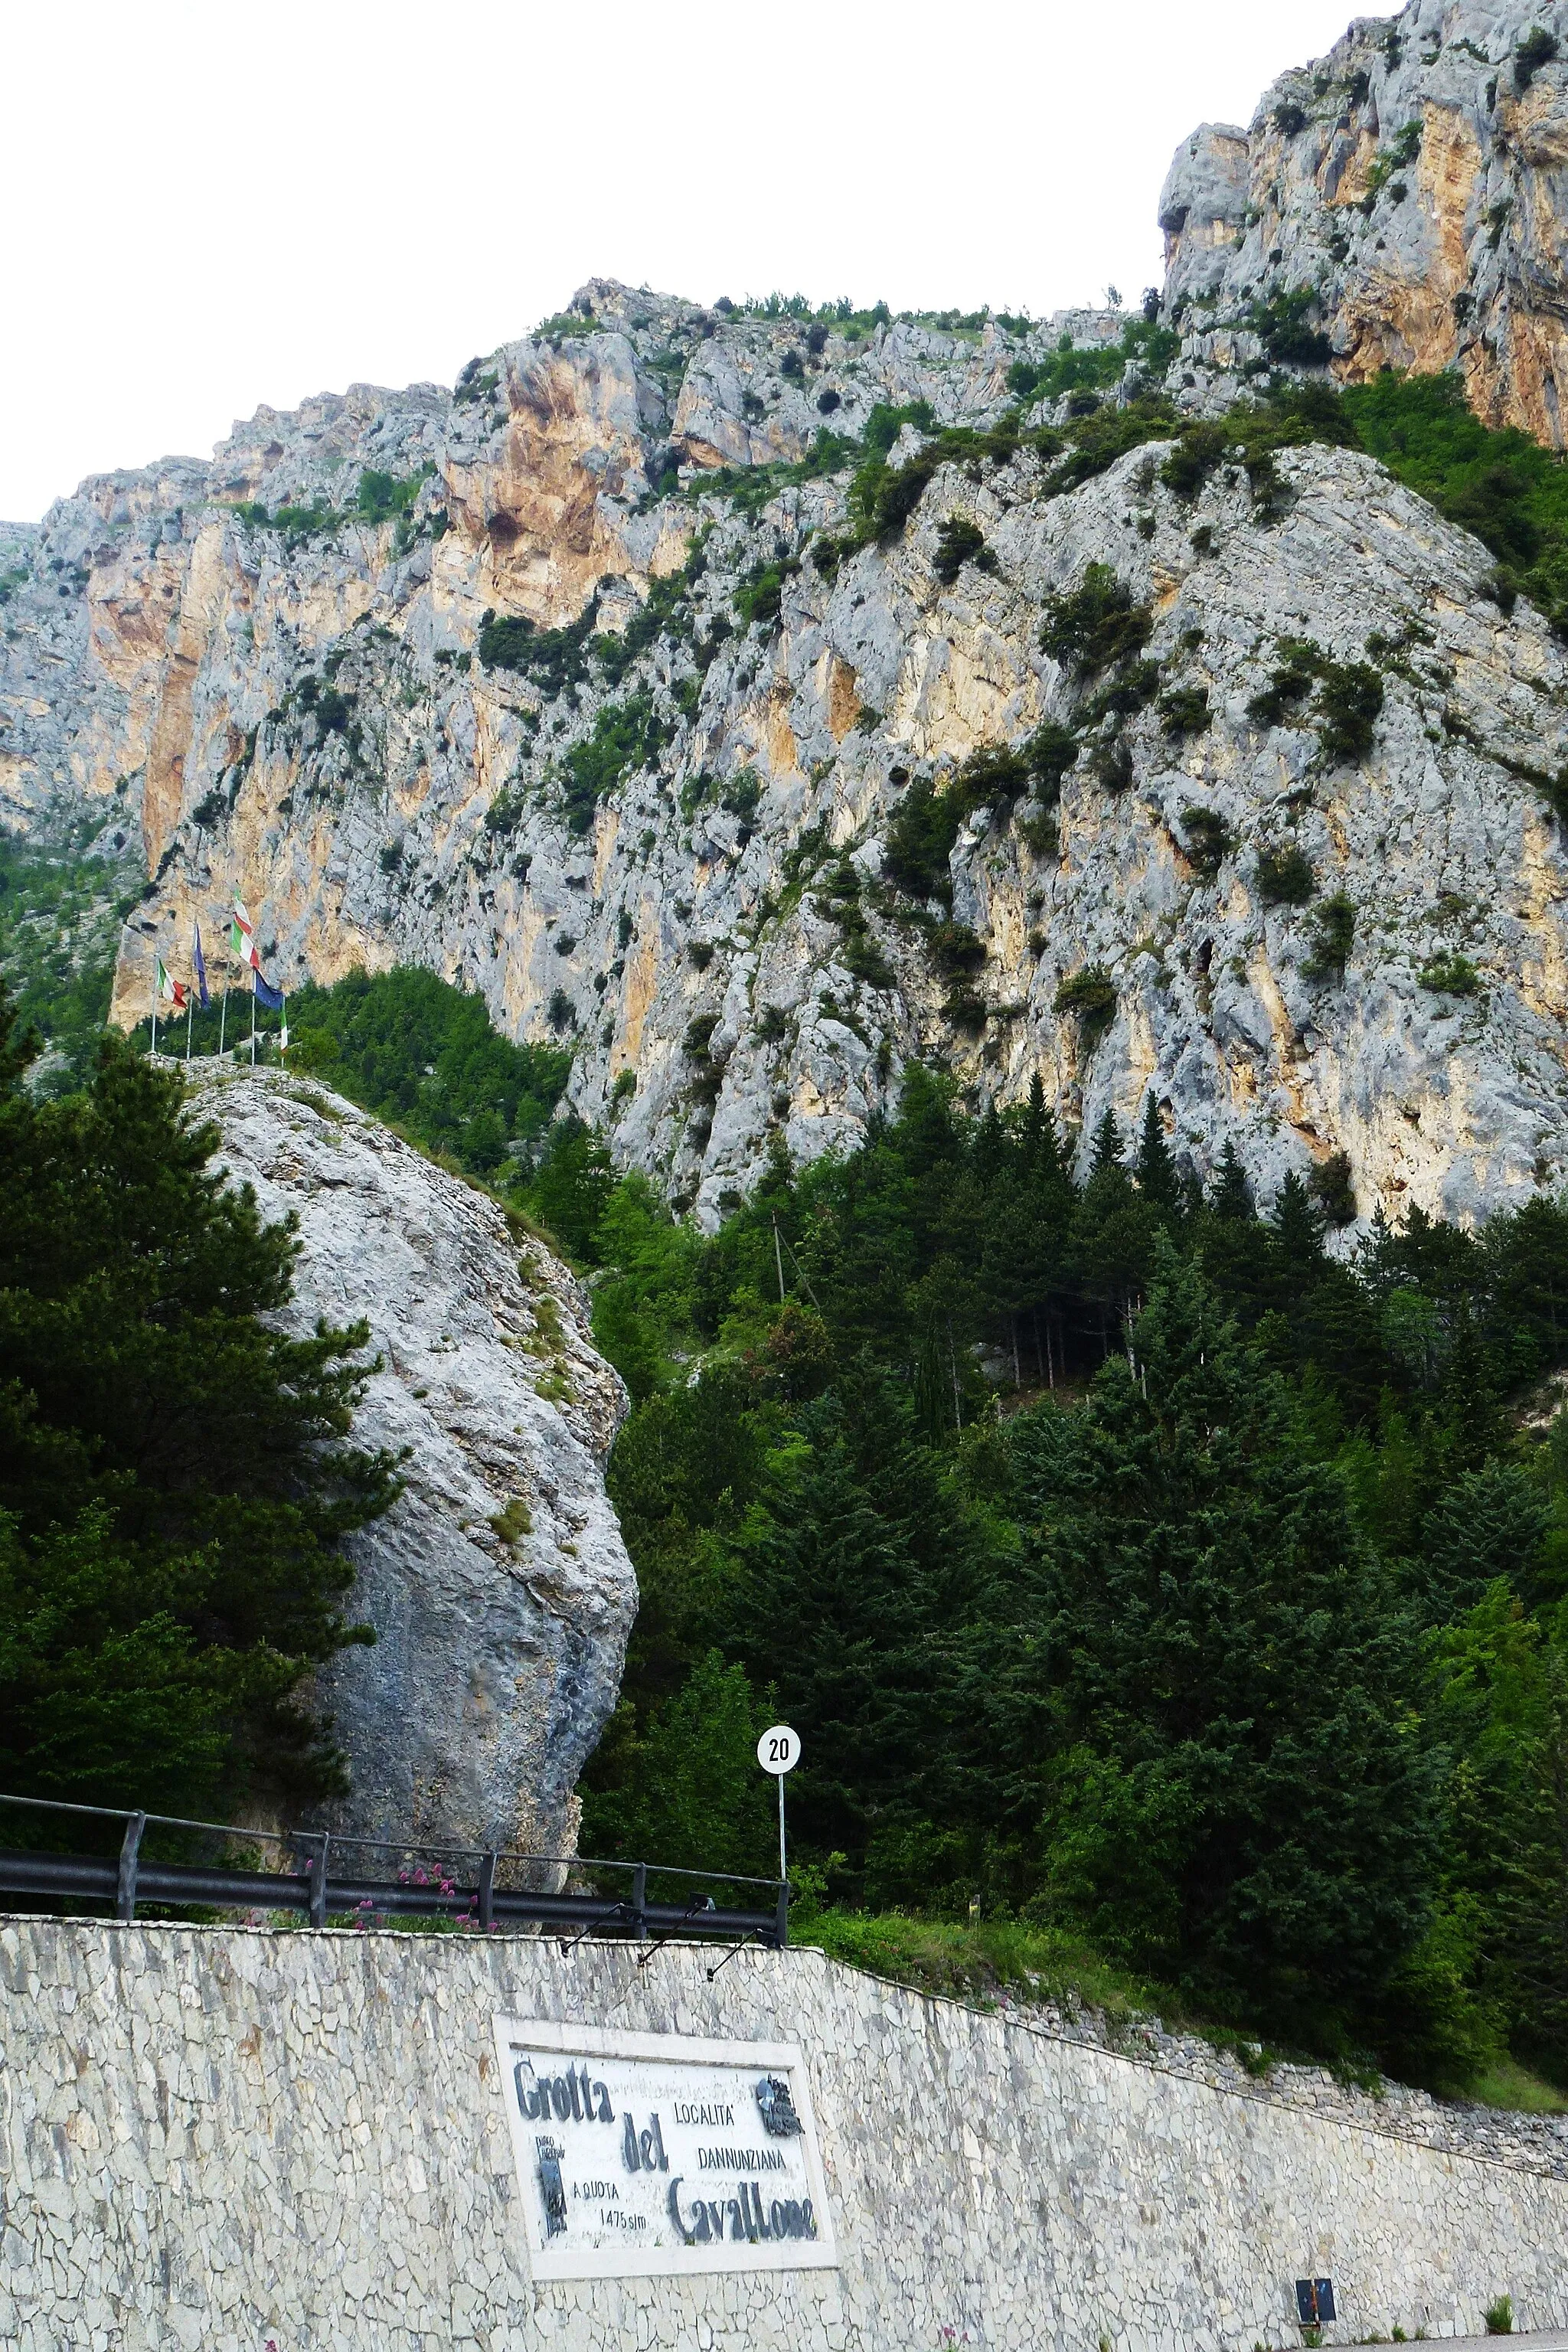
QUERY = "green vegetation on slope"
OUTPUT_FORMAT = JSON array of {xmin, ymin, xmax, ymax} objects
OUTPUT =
[
  {"xmin": 285, "ymin": 966, "xmax": 573, "ymax": 1176},
  {"xmin": 33, "ymin": 935, "xmax": 1568, "ymax": 2096},
  {"xmin": 501, "ymin": 1076, "xmax": 1568, "ymax": 2096},
  {"xmin": 0, "ymin": 828, "xmax": 137, "ymax": 1091},
  {"xmin": 0, "ymin": 993, "xmax": 397, "ymax": 1831},
  {"xmin": 1340, "ymin": 370, "xmax": 1568, "ymax": 626}
]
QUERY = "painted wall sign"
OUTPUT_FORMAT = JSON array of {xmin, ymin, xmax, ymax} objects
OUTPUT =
[{"xmin": 492, "ymin": 2017, "xmax": 839, "ymax": 2281}]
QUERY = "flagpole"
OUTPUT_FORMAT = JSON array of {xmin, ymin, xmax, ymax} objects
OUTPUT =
[
  {"xmin": 250, "ymin": 976, "xmax": 256, "ymax": 1070},
  {"xmin": 218, "ymin": 982, "xmax": 227, "ymax": 1060},
  {"xmin": 185, "ymin": 988, "xmax": 194, "ymax": 1065}
]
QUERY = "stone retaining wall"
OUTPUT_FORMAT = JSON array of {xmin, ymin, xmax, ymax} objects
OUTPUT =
[{"xmin": 5, "ymin": 1917, "xmax": 1566, "ymax": 2352}]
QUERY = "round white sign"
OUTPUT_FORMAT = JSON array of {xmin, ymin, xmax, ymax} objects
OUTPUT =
[{"xmin": 756, "ymin": 1723, "xmax": 801, "ymax": 1775}]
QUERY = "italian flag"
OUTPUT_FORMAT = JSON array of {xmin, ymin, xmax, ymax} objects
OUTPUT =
[
  {"xmin": 156, "ymin": 959, "xmax": 188, "ymax": 1011},
  {"xmin": 230, "ymin": 892, "xmax": 259, "ymax": 969}
]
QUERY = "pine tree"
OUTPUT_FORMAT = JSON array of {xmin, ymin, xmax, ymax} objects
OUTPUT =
[
  {"xmin": 0, "ymin": 999, "xmax": 396, "ymax": 1816},
  {"xmin": 1485, "ymin": 1196, "xmax": 1568, "ymax": 1374},
  {"xmin": 986, "ymin": 1241, "xmax": 1443, "ymax": 2040},
  {"xmin": 1069, "ymin": 1112, "xmax": 1160, "ymax": 1338},
  {"xmin": 1419, "ymin": 1464, "xmax": 1551, "ymax": 1622},
  {"xmin": 1210, "ymin": 1142, "xmax": 1253, "ymax": 1221},
  {"xmin": 1132, "ymin": 1091, "xmax": 1181, "ymax": 1220},
  {"xmin": 579, "ymin": 1651, "xmax": 776, "ymax": 1883},
  {"xmin": 1088, "ymin": 1107, "xmax": 1123, "ymax": 1178},
  {"xmin": 740, "ymin": 1367, "xmax": 972, "ymax": 1867}
]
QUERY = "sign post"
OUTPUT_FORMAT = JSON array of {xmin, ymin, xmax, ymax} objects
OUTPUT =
[{"xmin": 756, "ymin": 1724, "xmax": 800, "ymax": 1888}]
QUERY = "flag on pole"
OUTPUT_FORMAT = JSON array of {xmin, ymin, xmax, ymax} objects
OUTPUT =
[
  {"xmin": 253, "ymin": 969, "xmax": 285, "ymax": 1011},
  {"xmin": 230, "ymin": 893, "xmax": 258, "ymax": 968},
  {"xmin": 192, "ymin": 925, "xmax": 210, "ymax": 1010},
  {"xmin": 155, "ymin": 959, "xmax": 188, "ymax": 1012}
]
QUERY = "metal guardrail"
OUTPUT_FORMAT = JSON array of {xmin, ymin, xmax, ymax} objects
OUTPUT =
[{"xmin": 0, "ymin": 1793, "xmax": 789, "ymax": 1950}]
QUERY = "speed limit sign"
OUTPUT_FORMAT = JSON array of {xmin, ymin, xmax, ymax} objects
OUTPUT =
[
  {"xmin": 756, "ymin": 1724, "xmax": 801, "ymax": 1775},
  {"xmin": 757, "ymin": 1725, "xmax": 801, "ymax": 1883}
]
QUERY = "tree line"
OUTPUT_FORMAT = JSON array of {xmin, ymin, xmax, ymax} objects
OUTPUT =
[{"xmin": 544, "ymin": 1073, "xmax": 1568, "ymax": 2092}]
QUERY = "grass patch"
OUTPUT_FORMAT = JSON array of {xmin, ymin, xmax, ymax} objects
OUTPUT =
[
  {"xmin": 792, "ymin": 1906, "xmax": 1174, "ymax": 2027},
  {"xmin": 1467, "ymin": 2055, "xmax": 1568, "ymax": 2114}
]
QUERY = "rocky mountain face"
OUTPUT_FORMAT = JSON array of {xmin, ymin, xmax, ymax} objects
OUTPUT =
[
  {"xmin": 1163, "ymin": 0, "xmax": 1568, "ymax": 442},
  {"xmin": 201, "ymin": 1067, "xmax": 635, "ymax": 1857},
  {"xmin": 7, "ymin": 4, "xmax": 1568, "ymax": 1231}
]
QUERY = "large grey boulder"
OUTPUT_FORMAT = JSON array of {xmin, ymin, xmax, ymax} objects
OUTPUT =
[{"xmin": 198, "ymin": 1067, "xmax": 635, "ymax": 1862}]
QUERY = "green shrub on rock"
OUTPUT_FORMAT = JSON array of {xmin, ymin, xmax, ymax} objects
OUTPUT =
[
  {"xmin": 1256, "ymin": 844, "xmax": 1316, "ymax": 905},
  {"xmin": 933, "ymin": 514, "xmax": 998, "ymax": 586},
  {"xmin": 1181, "ymin": 806, "xmax": 1233, "ymax": 877},
  {"xmin": 1054, "ymin": 964, "xmax": 1117, "ymax": 1044},
  {"xmin": 1040, "ymin": 564, "xmax": 1154, "ymax": 675},
  {"xmin": 1419, "ymin": 951, "xmax": 1482, "ymax": 997},
  {"xmin": 1159, "ymin": 686, "xmax": 1211, "ymax": 737}
]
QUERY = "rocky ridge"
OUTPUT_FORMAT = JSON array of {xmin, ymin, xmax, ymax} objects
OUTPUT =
[
  {"xmin": 7, "ymin": 6, "xmax": 1568, "ymax": 1226},
  {"xmin": 1163, "ymin": 0, "xmax": 1568, "ymax": 443},
  {"xmin": 198, "ymin": 1065, "xmax": 635, "ymax": 1857}
]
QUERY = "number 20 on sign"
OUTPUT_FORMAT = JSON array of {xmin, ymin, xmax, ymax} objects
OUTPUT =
[{"xmin": 756, "ymin": 1724, "xmax": 800, "ymax": 1880}]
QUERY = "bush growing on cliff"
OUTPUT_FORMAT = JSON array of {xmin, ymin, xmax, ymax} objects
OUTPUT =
[
  {"xmin": 933, "ymin": 514, "xmax": 997, "ymax": 585},
  {"xmin": 884, "ymin": 776, "xmax": 962, "ymax": 902},
  {"xmin": 1419, "ymin": 950, "xmax": 1482, "ymax": 997},
  {"xmin": 1304, "ymin": 890, "xmax": 1356, "ymax": 982},
  {"xmin": 1315, "ymin": 658, "xmax": 1385, "ymax": 763},
  {"xmin": 354, "ymin": 466, "xmax": 431, "ymax": 524},
  {"xmin": 1256, "ymin": 843, "xmax": 1316, "ymax": 905},
  {"xmin": 559, "ymin": 693, "xmax": 672, "ymax": 832},
  {"xmin": 1514, "ymin": 27, "xmax": 1560, "ymax": 89},
  {"xmin": 478, "ymin": 600, "xmax": 601, "ymax": 699},
  {"xmin": 1040, "ymin": 564, "xmax": 1154, "ymax": 675},
  {"xmin": 1054, "ymin": 965, "xmax": 1117, "ymax": 1043},
  {"xmin": 733, "ymin": 557, "xmax": 800, "ymax": 629},
  {"xmin": 1180, "ymin": 805, "xmax": 1234, "ymax": 877}
]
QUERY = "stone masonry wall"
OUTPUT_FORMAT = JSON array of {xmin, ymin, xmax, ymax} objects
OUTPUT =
[{"xmin": 5, "ymin": 1916, "xmax": 1567, "ymax": 2352}]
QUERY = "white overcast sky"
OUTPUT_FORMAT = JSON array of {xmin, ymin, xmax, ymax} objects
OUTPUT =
[{"xmin": 2, "ymin": 0, "xmax": 1394, "ymax": 524}]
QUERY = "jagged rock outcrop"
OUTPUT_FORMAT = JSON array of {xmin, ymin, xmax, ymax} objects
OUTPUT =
[
  {"xmin": 8, "ymin": 8, "xmax": 1568, "ymax": 1233},
  {"xmin": 1161, "ymin": 0, "xmax": 1568, "ymax": 443},
  {"xmin": 198, "ymin": 1066, "xmax": 635, "ymax": 1857}
]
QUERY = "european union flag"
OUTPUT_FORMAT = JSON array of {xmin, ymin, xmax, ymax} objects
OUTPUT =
[
  {"xmin": 192, "ymin": 925, "xmax": 210, "ymax": 1010},
  {"xmin": 253, "ymin": 970, "xmax": 285, "ymax": 1011}
]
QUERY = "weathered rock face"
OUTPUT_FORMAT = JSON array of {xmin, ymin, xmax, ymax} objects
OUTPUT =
[
  {"xmin": 8, "ymin": 11, "xmax": 1568, "ymax": 1236},
  {"xmin": 1161, "ymin": 0, "xmax": 1568, "ymax": 445},
  {"xmin": 198, "ymin": 1067, "xmax": 635, "ymax": 1857}
]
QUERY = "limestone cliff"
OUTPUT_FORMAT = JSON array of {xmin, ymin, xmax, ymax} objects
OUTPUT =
[
  {"xmin": 199, "ymin": 1067, "xmax": 635, "ymax": 1857},
  {"xmin": 1161, "ymin": 0, "xmax": 1568, "ymax": 444},
  {"xmin": 9, "ymin": 10, "xmax": 1568, "ymax": 1231}
]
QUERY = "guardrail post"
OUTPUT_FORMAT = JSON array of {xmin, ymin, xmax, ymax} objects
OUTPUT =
[
  {"xmin": 116, "ymin": 1813, "xmax": 146, "ymax": 1925},
  {"xmin": 631, "ymin": 1864, "xmax": 648, "ymax": 1942},
  {"xmin": 308, "ymin": 1833, "xmax": 329, "ymax": 1930},
  {"xmin": 773, "ymin": 1880, "xmax": 789, "ymax": 1951},
  {"xmin": 478, "ymin": 1850, "xmax": 496, "ymax": 1932}
]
